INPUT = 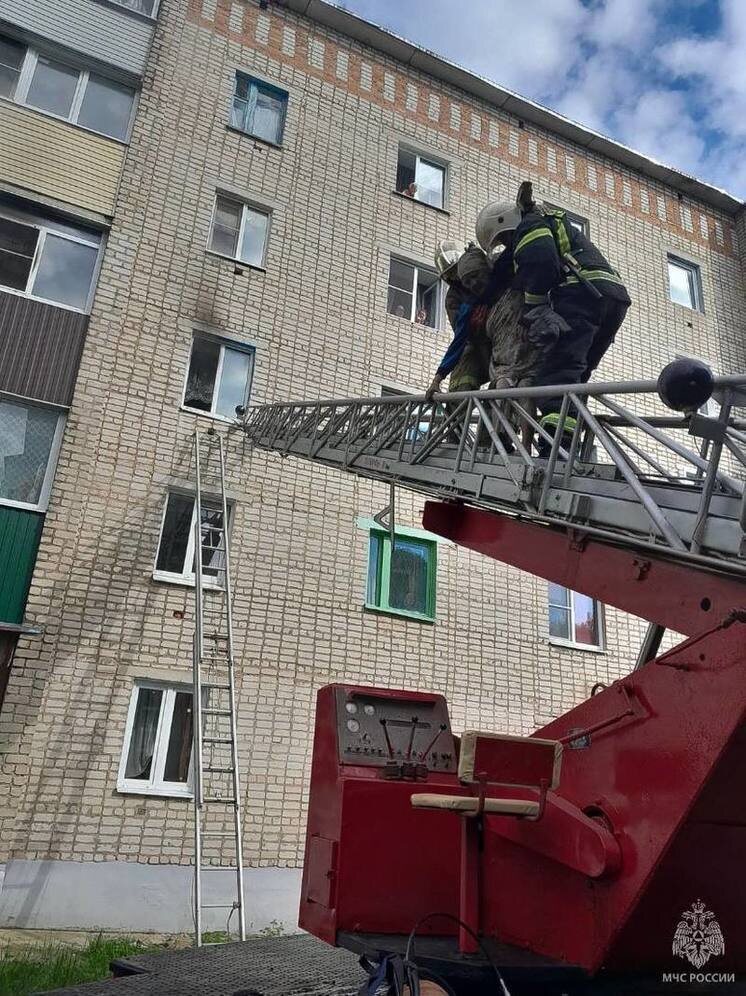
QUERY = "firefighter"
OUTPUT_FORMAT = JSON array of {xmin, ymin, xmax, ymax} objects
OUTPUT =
[
  {"xmin": 475, "ymin": 184, "xmax": 631, "ymax": 438},
  {"xmin": 425, "ymin": 241, "xmax": 511, "ymax": 399}
]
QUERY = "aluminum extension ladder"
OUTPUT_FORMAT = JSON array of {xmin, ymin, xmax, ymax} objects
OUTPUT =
[{"xmin": 192, "ymin": 429, "xmax": 246, "ymax": 946}]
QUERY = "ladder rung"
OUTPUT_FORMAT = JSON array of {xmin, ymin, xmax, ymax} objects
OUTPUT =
[
  {"xmin": 203, "ymin": 737, "xmax": 233, "ymax": 744},
  {"xmin": 202, "ymin": 830, "xmax": 236, "ymax": 837},
  {"xmin": 203, "ymin": 682, "xmax": 231, "ymax": 690},
  {"xmin": 200, "ymin": 902, "xmax": 241, "ymax": 909},
  {"xmin": 203, "ymin": 796, "xmax": 238, "ymax": 804},
  {"xmin": 204, "ymin": 765, "xmax": 234, "ymax": 773},
  {"xmin": 203, "ymin": 708, "xmax": 232, "ymax": 716}
]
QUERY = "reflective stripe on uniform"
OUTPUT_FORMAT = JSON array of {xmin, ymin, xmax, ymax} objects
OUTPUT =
[
  {"xmin": 514, "ymin": 226, "xmax": 555, "ymax": 256},
  {"xmin": 540, "ymin": 413, "xmax": 578, "ymax": 432},
  {"xmin": 550, "ymin": 213, "xmax": 571, "ymax": 256},
  {"xmin": 524, "ymin": 291, "xmax": 549, "ymax": 305},
  {"xmin": 561, "ymin": 267, "xmax": 626, "ymax": 288}
]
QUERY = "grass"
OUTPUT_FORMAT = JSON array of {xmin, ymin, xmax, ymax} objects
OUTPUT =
[{"xmin": 0, "ymin": 935, "xmax": 154, "ymax": 996}]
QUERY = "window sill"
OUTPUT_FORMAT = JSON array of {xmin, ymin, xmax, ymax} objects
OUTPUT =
[
  {"xmin": 364, "ymin": 603, "xmax": 435, "ymax": 625},
  {"xmin": 0, "ymin": 498, "xmax": 46, "ymax": 514},
  {"xmin": 386, "ymin": 312, "xmax": 441, "ymax": 334},
  {"xmin": 225, "ymin": 124, "xmax": 284, "ymax": 150},
  {"xmin": 116, "ymin": 783, "xmax": 192, "ymax": 799},
  {"xmin": 205, "ymin": 250, "xmax": 266, "ymax": 273},
  {"xmin": 549, "ymin": 638, "xmax": 605, "ymax": 654},
  {"xmin": 152, "ymin": 571, "xmax": 223, "ymax": 591},
  {"xmin": 669, "ymin": 299, "xmax": 704, "ymax": 315},
  {"xmin": 180, "ymin": 404, "xmax": 240, "ymax": 425},
  {"xmin": 391, "ymin": 190, "xmax": 450, "ymax": 216}
]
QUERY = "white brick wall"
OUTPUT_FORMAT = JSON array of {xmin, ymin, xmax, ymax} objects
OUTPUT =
[{"xmin": 2, "ymin": 0, "xmax": 744, "ymax": 883}]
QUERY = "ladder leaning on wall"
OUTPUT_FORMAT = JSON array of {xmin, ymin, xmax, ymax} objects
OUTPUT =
[{"xmin": 191, "ymin": 428, "xmax": 246, "ymax": 946}]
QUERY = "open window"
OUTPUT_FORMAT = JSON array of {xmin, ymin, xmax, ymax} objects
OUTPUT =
[
  {"xmin": 118, "ymin": 682, "xmax": 193, "ymax": 797},
  {"xmin": 387, "ymin": 257, "xmax": 441, "ymax": 328},
  {"xmin": 208, "ymin": 193, "xmax": 270, "ymax": 268},
  {"xmin": 183, "ymin": 334, "xmax": 255, "ymax": 420},
  {"xmin": 396, "ymin": 147, "xmax": 446, "ymax": 209},
  {"xmin": 154, "ymin": 492, "xmax": 231, "ymax": 587}
]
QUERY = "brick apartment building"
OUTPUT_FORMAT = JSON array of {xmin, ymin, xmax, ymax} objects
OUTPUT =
[{"xmin": 0, "ymin": 0, "xmax": 744, "ymax": 932}]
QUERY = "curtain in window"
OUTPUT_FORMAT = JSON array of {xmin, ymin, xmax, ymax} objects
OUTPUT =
[
  {"xmin": 389, "ymin": 539, "xmax": 429, "ymax": 614},
  {"xmin": 125, "ymin": 688, "xmax": 163, "ymax": 780},
  {"xmin": 0, "ymin": 402, "xmax": 57, "ymax": 505}
]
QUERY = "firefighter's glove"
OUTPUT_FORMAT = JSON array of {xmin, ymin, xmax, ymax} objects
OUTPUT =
[
  {"xmin": 523, "ymin": 305, "xmax": 571, "ymax": 346},
  {"xmin": 425, "ymin": 374, "xmax": 444, "ymax": 401}
]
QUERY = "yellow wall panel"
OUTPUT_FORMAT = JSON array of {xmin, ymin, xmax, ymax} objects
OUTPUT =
[{"xmin": 0, "ymin": 104, "xmax": 124, "ymax": 216}]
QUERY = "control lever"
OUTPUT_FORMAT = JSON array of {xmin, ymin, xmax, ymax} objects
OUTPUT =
[
  {"xmin": 406, "ymin": 716, "xmax": 418, "ymax": 760},
  {"xmin": 380, "ymin": 719, "xmax": 395, "ymax": 759},
  {"xmin": 420, "ymin": 724, "xmax": 447, "ymax": 763}
]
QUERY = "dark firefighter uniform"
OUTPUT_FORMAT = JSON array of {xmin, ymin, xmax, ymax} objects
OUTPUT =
[{"xmin": 511, "ymin": 208, "xmax": 631, "ymax": 423}]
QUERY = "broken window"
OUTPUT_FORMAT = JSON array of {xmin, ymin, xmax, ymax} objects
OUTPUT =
[
  {"xmin": 154, "ymin": 492, "xmax": 231, "ymax": 586},
  {"xmin": 183, "ymin": 335, "xmax": 255, "ymax": 420}
]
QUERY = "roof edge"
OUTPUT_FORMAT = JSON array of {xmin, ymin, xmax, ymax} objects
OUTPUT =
[{"xmin": 284, "ymin": 0, "xmax": 743, "ymax": 216}]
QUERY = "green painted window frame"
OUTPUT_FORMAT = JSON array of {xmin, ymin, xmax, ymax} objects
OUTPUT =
[{"xmin": 365, "ymin": 527, "xmax": 437, "ymax": 623}]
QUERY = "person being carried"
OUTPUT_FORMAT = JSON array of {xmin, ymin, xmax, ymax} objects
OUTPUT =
[{"xmin": 425, "ymin": 241, "xmax": 511, "ymax": 400}]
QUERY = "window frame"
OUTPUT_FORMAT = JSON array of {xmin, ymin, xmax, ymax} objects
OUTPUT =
[
  {"xmin": 395, "ymin": 144, "xmax": 448, "ymax": 211},
  {"xmin": 0, "ymin": 205, "xmax": 103, "ymax": 313},
  {"xmin": 152, "ymin": 490, "xmax": 232, "ymax": 589},
  {"xmin": 181, "ymin": 333, "xmax": 256, "ymax": 422},
  {"xmin": 386, "ymin": 254, "xmax": 442, "ymax": 329},
  {"xmin": 0, "ymin": 38, "xmax": 137, "ymax": 143},
  {"xmin": 207, "ymin": 193, "xmax": 271, "ymax": 269},
  {"xmin": 547, "ymin": 584, "xmax": 605, "ymax": 651},
  {"xmin": 0, "ymin": 397, "xmax": 66, "ymax": 512},
  {"xmin": 229, "ymin": 71, "xmax": 288, "ymax": 147},
  {"xmin": 117, "ymin": 680, "xmax": 194, "ymax": 799},
  {"xmin": 667, "ymin": 254, "xmax": 703, "ymax": 312},
  {"xmin": 545, "ymin": 202, "xmax": 590, "ymax": 237},
  {"xmin": 365, "ymin": 526, "xmax": 437, "ymax": 623},
  {"xmin": 107, "ymin": 0, "xmax": 160, "ymax": 18}
]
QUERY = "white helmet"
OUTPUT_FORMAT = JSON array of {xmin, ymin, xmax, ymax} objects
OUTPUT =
[
  {"xmin": 475, "ymin": 200, "xmax": 523, "ymax": 253},
  {"xmin": 434, "ymin": 239, "xmax": 462, "ymax": 279}
]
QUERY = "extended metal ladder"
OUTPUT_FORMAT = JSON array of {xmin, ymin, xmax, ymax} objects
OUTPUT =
[
  {"xmin": 239, "ymin": 374, "xmax": 746, "ymax": 579},
  {"xmin": 192, "ymin": 429, "xmax": 246, "ymax": 946}
]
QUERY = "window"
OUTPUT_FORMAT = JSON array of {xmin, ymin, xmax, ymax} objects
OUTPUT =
[
  {"xmin": 396, "ymin": 148, "xmax": 446, "ymax": 209},
  {"xmin": 0, "ymin": 35, "xmax": 25, "ymax": 99},
  {"xmin": 667, "ymin": 255, "xmax": 702, "ymax": 311},
  {"xmin": 154, "ymin": 492, "xmax": 231, "ymax": 586},
  {"xmin": 546, "ymin": 203, "xmax": 589, "ymax": 236},
  {"xmin": 0, "ymin": 400, "xmax": 64, "ymax": 511},
  {"xmin": 183, "ymin": 335, "xmax": 255, "ymax": 419},
  {"xmin": 0, "ymin": 36, "xmax": 135, "ymax": 141},
  {"xmin": 110, "ymin": 0, "xmax": 158, "ymax": 14},
  {"xmin": 548, "ymin": 584, "xmax": 603, "ymax": 649},
  {"xmin": 366, "ymin": 529, "xmax": 437, "ymax": 621},
  {"xmin": 0, "ymin": 203, "xmax": 102, "ymax": 311},
  {"xmin": 208, "ymin": 194, "xmax": 270, "ymax": 267},
  {"xmin": 230, "ymin": 73, "xmax": 288, "ymax": 145},
  {"xmin": 118, "ymin": 682, "xmax": 193, "ymax": 797},
  {"xmin": 387, "ymin": 257, "xmax": 441, "ymax": 328}
]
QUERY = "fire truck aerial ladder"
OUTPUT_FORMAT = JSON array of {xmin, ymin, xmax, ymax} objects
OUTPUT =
[{"xmin": 239, "ymin": 364, "xmax": 746, "ymax": 993}]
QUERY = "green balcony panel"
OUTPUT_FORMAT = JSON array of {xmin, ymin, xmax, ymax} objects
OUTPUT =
[{"xmin": 0, "ymin": 506, "xmax": 44, "ymax": 625}]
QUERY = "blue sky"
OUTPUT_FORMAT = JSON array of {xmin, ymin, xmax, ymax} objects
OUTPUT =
[{"xmin": 340, "ymin": 0, "xmax": 746, "ymax": 200}]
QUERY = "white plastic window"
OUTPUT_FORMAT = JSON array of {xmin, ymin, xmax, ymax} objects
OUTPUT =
[
  {"xmin": 154, "ymin": 492, "xmax": 231, "ymax": 587},
  {"xmin": 387, "ymin": 257, "xmax": 441, "ymax": 328},
  {"xmin": 396, "ymin": 148, "xmax": 446, "ymax": 209},
  {"xmin": 183, "ymin": 335, "xmax": 255, "ymax": 420},
  {"xmin": 118, "ymin": 683, "xmax": 194, "ymax": 798},
  {"xmin": 0, "ymin": 207, "xmax": 101, "ymax": 312},
  {"xmin": 548, "ymin": 584, "xmax": 603, "ymax": 649},
  {"xmin": 1, "ymin": 38, "xmax": 136, "ymax": 141},
  {"xmin": 209, "ymin": 194, "xmax": 270, "ymax": 267},
  {"xmin": 0, "ymin": 400, "xmax": 65, "ymax": 511},
  {"xmin": 667, "ymin": 256, "xmax": 702, "ymax": 311}
]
